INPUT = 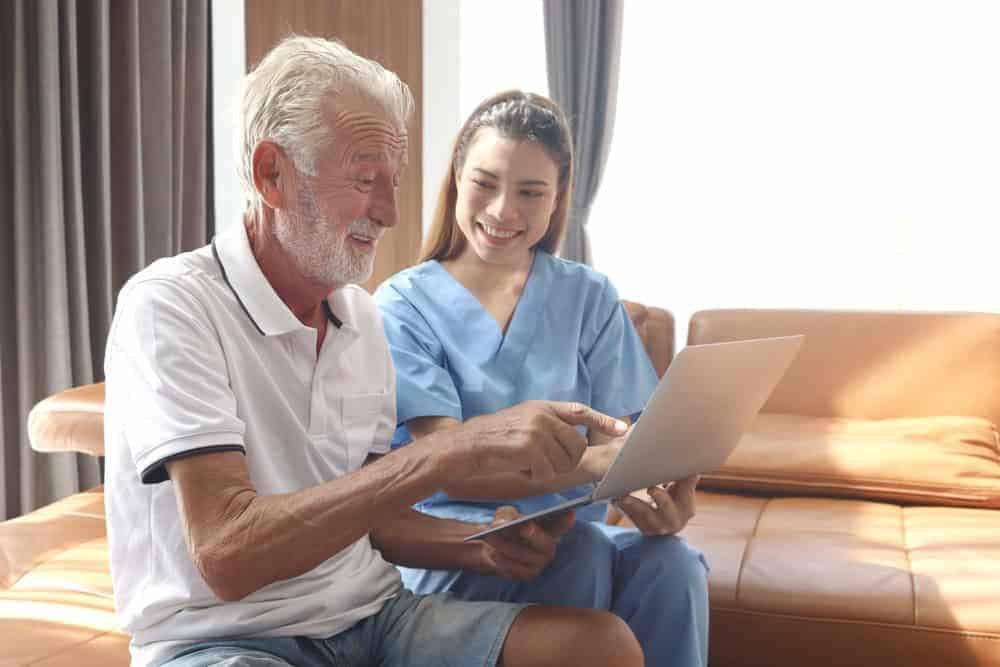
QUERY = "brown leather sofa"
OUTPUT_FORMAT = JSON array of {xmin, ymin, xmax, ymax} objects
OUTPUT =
[{"xmin": 3, "ymin": 307, "xmax": 1000, "ymax": 666}]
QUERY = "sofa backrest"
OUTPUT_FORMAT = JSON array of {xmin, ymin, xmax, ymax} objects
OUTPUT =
[
  {"xmin": 688, "ymin": 309, "xmax": 1000, "ymax": 426},
  {"xmin": 622, "ymin": 301, "xmax": 674, "ymax": 378}
]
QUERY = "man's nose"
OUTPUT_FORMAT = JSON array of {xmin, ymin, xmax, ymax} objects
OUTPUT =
[{"xmin": 368, "ymin": 179, "xmax": 399, "ymax": 229}]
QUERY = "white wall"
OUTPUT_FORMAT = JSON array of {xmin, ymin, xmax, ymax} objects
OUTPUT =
[{"xmin": 211, "ymin": 0, "xmax": 245, "ymax": 232}]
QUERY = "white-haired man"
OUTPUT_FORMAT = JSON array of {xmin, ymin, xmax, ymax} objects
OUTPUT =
[{"xmin": 103, "ymin": 36, "xmax": 644, "ymax": 666}]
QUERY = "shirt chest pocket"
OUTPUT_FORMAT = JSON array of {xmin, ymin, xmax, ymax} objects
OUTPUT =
[{"xmin": 340, "ymin": 392, "xmax": 384, "ymax": 471}]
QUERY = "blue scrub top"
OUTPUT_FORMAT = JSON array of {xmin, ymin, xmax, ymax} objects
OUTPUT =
[{"xmin": 374, "ymin": 250, "xmax": 658, "ymax": 523}]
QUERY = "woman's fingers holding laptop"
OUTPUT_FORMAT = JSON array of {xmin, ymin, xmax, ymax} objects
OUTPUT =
[{"xmin": 614, "ymin": 475, "xmax": 700, "ymax": 536}]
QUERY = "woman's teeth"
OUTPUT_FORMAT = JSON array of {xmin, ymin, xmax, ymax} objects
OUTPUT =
[{"xmin": 480, "ymin": 223, "xmax": 519, "ymax": 239}]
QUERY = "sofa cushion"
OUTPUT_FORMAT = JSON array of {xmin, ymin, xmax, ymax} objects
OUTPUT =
[
  {"xmin": 700, "ymin": 413, "xmax": 1000, "ymax": 508},
  {"xmin": 0, "ymin": 487, "xmax": 129, "ymax": 665},
  {"xmin": 681, "ymin": 491, "xmax": 1000, "ymax": 667}
]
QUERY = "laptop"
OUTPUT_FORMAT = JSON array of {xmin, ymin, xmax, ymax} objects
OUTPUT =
[{"xmin": 464, "ymin": 334, "xmax": 804, "ymax": 541}]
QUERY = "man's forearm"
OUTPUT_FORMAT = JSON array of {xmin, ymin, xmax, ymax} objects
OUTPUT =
[
  {"xmin": 409, "ymin": 415, "xmax": 612, "ymax": 501},
  {"xmin": 175, "ymin": 435, "xmax": 465, "ymax": 601},
  {"xmin": 370, "ymin": 507, "xmax": 486, "ymax": 572},
  {"xmin": 442, "ymin": 452, "xmax": 603, "ymax": 501}
]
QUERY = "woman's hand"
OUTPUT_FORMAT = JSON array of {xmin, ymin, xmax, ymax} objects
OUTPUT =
[
  {"xmin": 611, "ymin": 475, "xmax": 699, "ymax": 537},
  {"xmin": 474, "ymin": 506, "xmax": 576, "ymax": 581}
]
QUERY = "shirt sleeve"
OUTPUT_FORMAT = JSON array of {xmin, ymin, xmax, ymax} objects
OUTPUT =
[
  {"xmin": 376, "ymin": 285, "xmax": 463, "ymax": 446},
  {"xmin": 105, "ymin": 277, "xmax": 246, "ymax": 483},
  {"xmin": 584, "ymin": 281, "xmax": 660, "ymax": 420}
]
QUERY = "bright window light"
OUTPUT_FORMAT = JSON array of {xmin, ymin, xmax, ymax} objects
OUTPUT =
[{"xmin": 589, "ymin": 1, "xmax": 1000, "ymax": 339}]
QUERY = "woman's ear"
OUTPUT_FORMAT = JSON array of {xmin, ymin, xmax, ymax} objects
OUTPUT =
[{"xmin": 252, "ymin": 140, "xmax": 286, "ymax": 210}]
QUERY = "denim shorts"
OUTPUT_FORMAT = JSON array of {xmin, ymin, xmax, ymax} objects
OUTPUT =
[{"xmin": 158, "ymin": 589, "xmax": 529, "ymax": 667}]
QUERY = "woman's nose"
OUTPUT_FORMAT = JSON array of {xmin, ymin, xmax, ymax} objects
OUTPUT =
[{"xmin": 486, "ymin": 191, "xmax": 515, "ymax": 221}]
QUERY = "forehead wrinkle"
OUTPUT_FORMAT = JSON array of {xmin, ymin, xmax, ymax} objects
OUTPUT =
[
  {"xmin": 341, "ymin": 131, "xmax": 408, "ymax": 166},
  {"xmin": 334, "ymin": 108, "xmax": 407, "ymax": 141}
]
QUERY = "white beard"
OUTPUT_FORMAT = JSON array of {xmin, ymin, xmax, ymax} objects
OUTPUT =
[{"xmin": 274, "ymin": 184, "xmax": 379, "ymax": 288}]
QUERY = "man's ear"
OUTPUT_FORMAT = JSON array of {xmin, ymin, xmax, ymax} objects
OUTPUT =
[{"xmin": 252, "ymin": 140, "xmax": 287, "ymax": 210}]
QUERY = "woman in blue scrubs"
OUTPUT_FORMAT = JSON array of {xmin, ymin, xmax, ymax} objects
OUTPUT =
[{"xmin": 374, "ymin": 90, "xmax": 709, "ymax": 666}]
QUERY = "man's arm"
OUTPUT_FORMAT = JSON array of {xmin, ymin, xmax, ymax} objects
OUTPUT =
[
  {"xmin": 407, "ymin": 415, "xmax": 629, "ymax": 501},
  {"xmin": 167, "ymin": 401, "xmax": 626, "ymax": 601},
  {"xmin": 405, "ymin": 415, "xmax": 698, "ymax": 539}
]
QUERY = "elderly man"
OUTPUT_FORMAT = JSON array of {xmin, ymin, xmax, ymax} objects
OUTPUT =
[{"xmin": 103, "ymin": 36, "xmax": 643, "ymax": 667}]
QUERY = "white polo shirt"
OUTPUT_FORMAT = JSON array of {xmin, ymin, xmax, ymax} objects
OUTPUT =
[{"xmin": 103, "ymin": 222, "xmax": 402, "ymax": 666}]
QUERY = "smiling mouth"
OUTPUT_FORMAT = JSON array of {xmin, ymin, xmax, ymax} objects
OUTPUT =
[{"xmin": 478, "ymin": 222, "xmax": 522, "ymax": 240}]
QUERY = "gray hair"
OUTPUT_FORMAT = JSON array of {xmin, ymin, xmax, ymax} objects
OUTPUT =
[{"xmin": 238, "ymin": 35, "xmax": 414, "ymax": 216}]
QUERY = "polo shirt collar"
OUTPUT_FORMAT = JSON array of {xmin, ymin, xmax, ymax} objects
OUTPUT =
[{"xmin": 212, "ymin": 222, "xmax": 344, "ymax": 336}]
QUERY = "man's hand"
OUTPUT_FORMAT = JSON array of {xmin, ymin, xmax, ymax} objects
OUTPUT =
[
  {"xmin": 612, "ymin": 474, "xmax": 699, "ymax": 536},
  {"xmin": 579, "ymin": 428, "xmax": 631, "ymax": 481},
  {"xmin": 456, "ymin": 401, "xmax": 628, "ymax": 482},
  {"xmin": 475, "ymin": 506, "xmax": 576, "ymax": 581}
]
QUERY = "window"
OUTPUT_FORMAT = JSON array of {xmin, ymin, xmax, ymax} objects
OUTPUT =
[{"xmin": 590, "ymin": 1, "xmax": 1000, "ymax": 338}]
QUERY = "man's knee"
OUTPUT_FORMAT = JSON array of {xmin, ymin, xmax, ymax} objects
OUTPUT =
[{"xmin": 502, "ymin": 606, "xmax": 643, "ymax": 667}]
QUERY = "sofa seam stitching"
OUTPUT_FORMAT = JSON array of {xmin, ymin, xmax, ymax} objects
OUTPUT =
[
  {"xmin": 705, "ymin": 470, "xmax": 1000, "ymax": 494},
  {"xmin": 24, "ymin": 629, "xmax": 117, "ymax": 665},
  {"xmin": 901, "ymin": 506, "xmax": 917, "ymax": 627},
  {"xmin": 711, "ymin": 607, "xmax": 1000, "ymax": 641},
  {"xmin": 734, "ymin": 497, "xmax": 770, "ymax": 605}
]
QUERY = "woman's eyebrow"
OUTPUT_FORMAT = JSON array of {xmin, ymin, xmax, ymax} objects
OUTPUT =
[{"xmin": 471, "ymin": 167, "xmax": 550, "ymax": 187}]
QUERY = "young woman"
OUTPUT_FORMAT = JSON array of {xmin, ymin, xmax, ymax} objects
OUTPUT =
[{"xmin": 373, "ymin": 91, "xmax": 709, "ymax": 666}]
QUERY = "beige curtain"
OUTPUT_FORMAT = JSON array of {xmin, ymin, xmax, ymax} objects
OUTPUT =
[{"xmin": 0, "ymin": 0, "xmax": 213, "ymax": 519}]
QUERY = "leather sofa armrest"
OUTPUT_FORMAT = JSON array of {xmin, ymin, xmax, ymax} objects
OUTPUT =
[
  {"xmin": 27, "ymin": 383, "xmax": 106, "ymax": 457},
  {"xmin": 623, "ymin": 300, "xmax": 674, "ymax": 378}
]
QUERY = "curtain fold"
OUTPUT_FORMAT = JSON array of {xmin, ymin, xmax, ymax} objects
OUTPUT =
[
  {"xmin": 544, "ymin": 0, "xmax": 625, "ymax": 265},
  {"xmin": 0, "ymin": 0, "xmax": 213, "ymax": 519}
]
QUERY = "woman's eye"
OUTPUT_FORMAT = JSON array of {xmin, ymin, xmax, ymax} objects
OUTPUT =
[
  {"xmin": 471, "ymin": 179, "xmax": 495, "ymax": 190},
  {"xmin": 521, "ymin": 190, "xmax": 544, "ymax": 198}
]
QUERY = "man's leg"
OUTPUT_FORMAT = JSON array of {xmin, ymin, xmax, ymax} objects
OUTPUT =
[
  {"xmin": 158, "ymin": 640, "xmax": 304, "ymax": 666},
  {"xmin": 500, "ymin": 605, "xmax": 643, "ymax": 667},
  {"xmin": 370, "ymin": 588, "xmax": 642, "ymax": 667},
  {"xmin": 599, "ymin": 524, "xmax": 711, "ymax": 667}
]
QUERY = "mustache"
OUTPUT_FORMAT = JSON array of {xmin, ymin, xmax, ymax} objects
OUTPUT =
[{"xmin": 348, "ymin": 218, "xmax": 383, "ymax": 240}]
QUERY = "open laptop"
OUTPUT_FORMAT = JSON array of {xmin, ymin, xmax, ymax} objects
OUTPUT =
[{"xmin": 465, "ymin": 334, "xmax": 804, "ymax": 541}]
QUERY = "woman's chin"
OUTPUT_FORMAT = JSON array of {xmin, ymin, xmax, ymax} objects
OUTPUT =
[{"xmin": 467, "ymin": 243, "xmax": 532, "ymax": 268}]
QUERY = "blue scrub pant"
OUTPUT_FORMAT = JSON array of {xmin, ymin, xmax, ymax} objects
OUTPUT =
[{"xmin": 398, "ymin": 520, "xmax": 710, "ymax": 667}]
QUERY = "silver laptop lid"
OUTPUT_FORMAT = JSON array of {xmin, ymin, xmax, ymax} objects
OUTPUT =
[{"xmin": 593, "ymin": 335, "xmax": 803, "ymax": 501}]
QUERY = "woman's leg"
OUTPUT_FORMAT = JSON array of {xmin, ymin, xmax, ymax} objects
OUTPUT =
[{"xmin": 597, "ymin": 523, "xmax": 710, "ymax": 667}]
